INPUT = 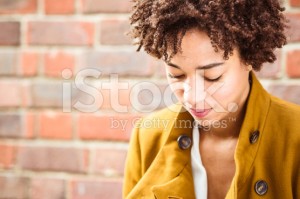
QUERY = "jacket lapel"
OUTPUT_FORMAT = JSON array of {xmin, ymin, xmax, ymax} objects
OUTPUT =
[
  {"xmin": 150, "ymin": 105, "xmax": 196, "ymax": 198},
  {"xmin": 127, "ymin": 104, "xmax": 196, "ymax": 198}
]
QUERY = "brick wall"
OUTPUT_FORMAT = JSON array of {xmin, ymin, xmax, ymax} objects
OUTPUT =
[{"xmin": 0, "ymin": 0, "xmax": 299, "ymax": 198}]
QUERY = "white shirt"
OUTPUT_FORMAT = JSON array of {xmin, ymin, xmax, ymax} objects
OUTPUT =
[{"xmin": 191, "ymin": 125, "xmax": 208, "ymax": 199}]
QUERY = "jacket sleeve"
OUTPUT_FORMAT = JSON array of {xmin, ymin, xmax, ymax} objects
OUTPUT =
[{"xmin": 123, "ymin": 119, "xmax": 143, "ymax": 198}]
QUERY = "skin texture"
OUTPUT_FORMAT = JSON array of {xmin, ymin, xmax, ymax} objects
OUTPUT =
[
  {"xmin": 165, "ymin": 28, "xmax": 251, "ymax": 136},
  {"xmin": 165, "ymin": 28, "xmax": 251, "ymax": 199}
]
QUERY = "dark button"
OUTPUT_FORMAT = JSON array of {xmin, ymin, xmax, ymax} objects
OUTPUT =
[
  {"xmin": 177, "ymin": 135, "xmax": 192, "ymax": 150},
  {"xmin": 249, "ymin": 130, "xmax": 260, "ymax": 144},
  {"xmin": 255, "ymin": 180, "xmax": 268, "ymax": 196}
]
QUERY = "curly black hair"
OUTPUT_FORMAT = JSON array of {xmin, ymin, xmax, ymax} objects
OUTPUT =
[{"xmin": 129, "ymin": 0, "xmax": 287, "ymax": 70}]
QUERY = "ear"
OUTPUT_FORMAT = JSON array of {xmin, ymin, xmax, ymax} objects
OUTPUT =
[{"xmin": 246, "ymin": 64, "xmax": 253, "ymax": 71}]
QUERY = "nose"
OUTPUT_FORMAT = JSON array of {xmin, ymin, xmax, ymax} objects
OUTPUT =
[{"xmin": 183, "ymin": 76, "xmax": 206, "ymax": 109}]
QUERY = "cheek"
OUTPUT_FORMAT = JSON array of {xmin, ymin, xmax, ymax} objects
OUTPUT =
[
  {"xmin": 213, "ymin": 78, "xmax": 248, "ymax": 106},
  {"xmin": 172, "ymin": 89, "xmax": 184, "ymax": 102},
  {"xmin": 215, "ymin": 86, "xmax": 236, "ymax": 104},
  {"xmin": 168, "ymin": 79, "xmax": 185, "ymax": 102}
]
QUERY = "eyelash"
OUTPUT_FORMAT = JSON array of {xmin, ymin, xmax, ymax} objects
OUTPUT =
[
  {"xmin": 204, "ymin": 76, "xmax": 222, "ymax": 82},
  {"xmin": 168, "ymin": 73, "xmax": 222, "ymax": 82},
  {"xmin": 168, "ymin": 74, "xmax": 185, "ymax": 79}
]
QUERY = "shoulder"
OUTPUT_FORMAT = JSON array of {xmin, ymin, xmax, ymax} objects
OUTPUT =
[
  {"xmin": 268, "ymin": 95, "xmax": 300, "ymax": 124},
  {"xmin": 266, "ymin": 95, "xmax": 300, "ymax": 144}
]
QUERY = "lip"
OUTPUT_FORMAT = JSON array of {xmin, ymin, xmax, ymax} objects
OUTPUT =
[{"xmin": 189, "ymin": 108, "xmax": 212, "ymax": 118}]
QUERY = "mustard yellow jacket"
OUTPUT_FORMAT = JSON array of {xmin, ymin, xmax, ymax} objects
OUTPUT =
[{"xmin": 123, "ymin": 73, "xmax": 300, "ymax": 199}]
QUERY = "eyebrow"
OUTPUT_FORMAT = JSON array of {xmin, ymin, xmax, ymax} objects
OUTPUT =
[{"xmin": 166, "ymin": 62, "xmax": 224, "ymax": 70}]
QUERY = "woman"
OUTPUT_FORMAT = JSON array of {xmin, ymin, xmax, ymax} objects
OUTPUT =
[{"xmin": 123, "ymin": 0, "xmax": 300, "ymax": 198}]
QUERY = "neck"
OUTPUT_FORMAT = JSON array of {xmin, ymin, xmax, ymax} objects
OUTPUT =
[{"xmin": 199, "ymin": 109, "xmax": 245, "ymax": 141}]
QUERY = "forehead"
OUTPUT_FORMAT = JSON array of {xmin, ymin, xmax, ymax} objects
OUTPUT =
[{"xmin": 170, "ymin": 29, "xmax": 224, "ymax": 65}]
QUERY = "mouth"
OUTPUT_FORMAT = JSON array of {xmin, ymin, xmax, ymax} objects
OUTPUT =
[{"xmin": 189, "ymin": 108, "xmax": 212, "ymax": 118}]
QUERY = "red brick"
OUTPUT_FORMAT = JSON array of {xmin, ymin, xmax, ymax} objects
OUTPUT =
[
  {"xmin": 25, "ymin": 112, "xmax": 36, "ymax": 138},
  {"xmin": 80, "ymin": 0, "xmax": 132, "ymax": 13},
  {"xmin": 71, "ymin": 179, "xmax": 122, "ymax": 199},
  {"xmin": 44, "ymin": 52, "xmax": 75, "ymax": 77},
  {"xmin": 30, "ymin": 178, "xmax": 65, "ymax": 199},
  {"xmin": 290, "ymin": 0, "xmax": 300, "ymax": 7},
  {"xmin": 39, "ymin": 111, "xmax": 72, "ymax": 139},
  {"xmin": 100, "ymin": 87, "xmax": 131, "ymax": 110},
  {"xmin": 131, "ymin": 82, "xmax": 171, "ymax": 112},
  {"xmin": 17, "ymin": 146, "xmax": 89, "ymax": 173},
  {"xmin": 286, "ymin": 50, "xmax": 300, "ymax": 78},
  {"xmin": 78, "ymin": 114, "xmax": 141, "ymax": 141},
  {"xmin": 91, "ymin": 148, "xmax": 127, "ymax": 176},
  {"xmin": 71, "ymin": 79, "xmax": 132, "ymax": 112},
  {"xmin": 20, "ymin": 52, "xmax": 39, "ymax": 76},
  {"xmin": 71, "ymin": 81, "xmax": 102, "ymax": 112},
  {"xmin": 27, "ymin": 21, "xmax": 94, "ymax": 46},
  {"xmin": 268, "ymin": 84, "xmax": 300, "ymax": 105},
  {"xmin": 0, "ymin": 113, "xmax": 23, "ymax": 138},
  {"xmin": 0, "ymin": 145, "xmax": 17, "ymax": 169},
  {"xmin": 71, "ymin": 81, "xmax": 133, "ymax": 112},
  {"xmin": 31, "ymin": 81, "xmax": 63, "ymax": 107},
  {"xmin": 0, "ymin": 0, "xmax": 37, "ymax": 14},
  {"xmin": 31, "ymin": 81, "xmax": 99, "ymax": 109},
  {"xmin": 0, "ymin": 176, "xmax": 30, "ymax": 198},
  {"xmin": 255, "ymin": 50, "xmax": 282, "ymax": 79},
  {"xmin": 21, "ymin": 82, "xmax": 33, "ymax": 107},
  {"xmin": 0, "ymin": 22, "xmax": 20, "ymax": 45},
  {"xmin": 153, "ymin": 58, "xmax": 166, "ymax": 78},
  {"xmin": 285, "ymin": 13, "xmax": 300, "ymax": 42},
  {"xmin": 0, "ymin": 51, "xmax": 18, "ymax": 75},
  {"xmin": 44, "ymin": 0, "xmax": 74, "ymax": 14},
  {"xmin": 78, "ymin": 50, "xmax": 154, "ymax": 77},
  {"xmin": 100, "ymin": 19, "xmax": 131, "ymax": 45},
  {"xmin": 0, "ymin": 80, "xmax": 21, "ymax": 107}
]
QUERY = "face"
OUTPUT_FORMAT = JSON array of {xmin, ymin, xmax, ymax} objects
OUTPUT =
[{"xmin": 165, "ymin": 28, "xmax": 251, "ymax": 127}]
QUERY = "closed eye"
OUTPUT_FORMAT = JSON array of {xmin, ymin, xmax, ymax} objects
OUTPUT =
[
  {"xmin": 168, "ymin": 73, "xmax": 185, "ymax": 79},
  {"xmin": 204, "ymin": 75, "xmax": 222, "ymax": 82},
  {"xmin": 168, "ymin": 73, "xmax": 222, "ymax": 82}
]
